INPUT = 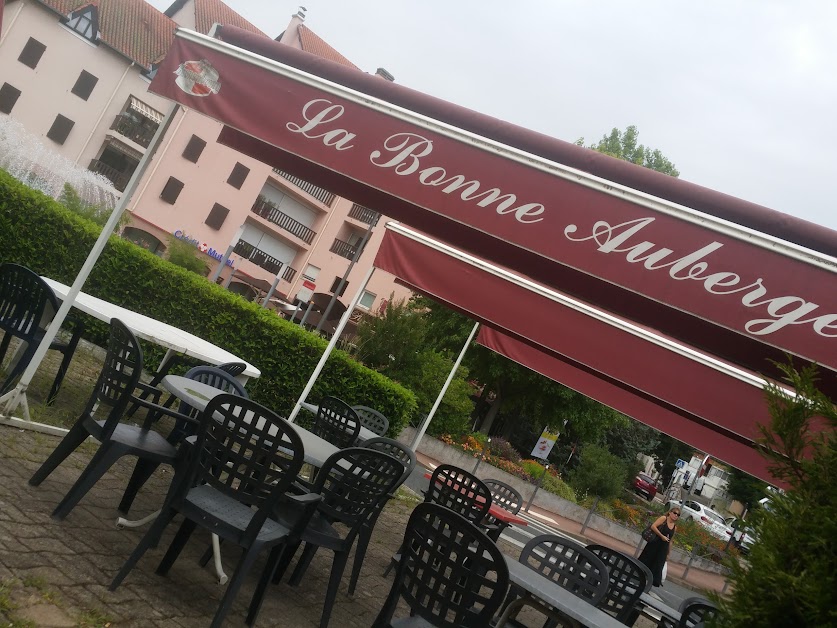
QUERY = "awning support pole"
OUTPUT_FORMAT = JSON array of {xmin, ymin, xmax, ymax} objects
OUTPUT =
[
  {"xmin": 261, "ymin": 271, "xmax": 283, "ymax": 308},
  {"xmin": 0, "ymin": 102, "xmax": 180, "ymax": 419},
  {"xmin": 411, "ymin": 321, "xmax": 479, "ymax": 451},
  {"xmin": 287, "ymin": 265, "xmax": 375, "ymax": 423}
]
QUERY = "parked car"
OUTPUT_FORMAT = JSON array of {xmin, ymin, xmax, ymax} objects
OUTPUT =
[
  {"xmin": 632, "ymin": 473, "xmax": 658, "ymax": 500},
  {"xmin": 667, "ymin": 499, "xmax": 728, "ymax": 540},
  {"xmin": 724, "ymin": 516, "xmax": 756, "ymax": 553}
]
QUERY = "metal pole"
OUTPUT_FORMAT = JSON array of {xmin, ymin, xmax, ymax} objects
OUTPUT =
[
  {"xmin": 287, "ymin": 266, "xmax": 375, "ymax": 423},
  {"xmin": 411, "ymin": 322, "xmax": 479, "ymax": 451},
  {"xmin": 580, "ymin": 495, "xmax": 599, "ymax": 534},
  {"xmin": 525, "ymin": 463, "xmax": 549, "ymax": 512},
  {"xmin": 261, "ymin": 271, "xmax": 283, "ymax": 308},
  {"xmin": 1, "ymin": 102, "xmax": 180, "ymax": 418},
  {"xmin": 209, "ymin": 224, "xmax": 244, "ymax": 283},
  {"xmin": 316, "ymin": 220, "xmax": 374, "ymax": 333}
]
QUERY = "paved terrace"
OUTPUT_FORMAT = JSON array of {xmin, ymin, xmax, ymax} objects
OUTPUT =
[{"xmin": 0, "ymin": 426, "xmax": 678, "ymax": 627}]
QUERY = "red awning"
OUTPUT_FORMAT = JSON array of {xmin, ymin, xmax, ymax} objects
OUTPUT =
[
  {"xmin": 476, "ymin": 327, "xmax": 774, "ymax": 483},
  {"xmin": 374, "ymin": 223, "xmax": 785, "ymax": 482},
  {"xmin": 148, "ymin": 27, "xmax": 837, "ymax": 402}
]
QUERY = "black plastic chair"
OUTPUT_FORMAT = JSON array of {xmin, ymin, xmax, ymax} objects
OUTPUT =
[
  {"xmin": 347, "ymin": 437, "xmax": 417, "ymax": 595},
  {"xmin": 0, "ymin": 263, "xmax": 84, "ymax": 404},
  {"xmin": 659, "ymin": 596, "xmax": 719, "ymax": 628},
  {"xmin": 499, "ymin": 534, "xmax": 609, "ymax": 627},
  {"xmin": 483, "ymin": 479, "xmax": 523, "ymax": 541},
  {"xmin": 586, "ymin": 543, "xmax": 649, "ymax": 624},
  {"xmin": 373, "ymin": 502, "xmax": 510, "ymax": 628},
  {"xmin": 259, "ymin": 447, "xmax": 406, "ymax": 628},
  {"xmin": 28, "ymin": 319, "xmax": 198, "ymax": 520},
  {"xmin": 217, "ymin": 361, "xmax": 247, "ymax": 377},
  {"xmin": 118, "ymin": 364, "xmax": 250, "ymax": 514},
  {"xmin": 110, "ymin": 393, "xmax": 321, "ymax": 628},
  {"xmin": 311, "ymin": 395, "xmax": 360, "ymax": 448},
  {"xmin": 385, "ymin": 464, "xmax": 493, "ymax": 577},
  {"xmin": 351, "ymin": 404, "xmax": 390, "ymax": 437}
]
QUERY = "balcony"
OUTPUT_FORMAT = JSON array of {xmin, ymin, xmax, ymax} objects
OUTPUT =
[
  {"xmin": 110, "ymin": 113, "xmax": 157, "ymax": 149},
  {"xmin": 233, "ymin": 239, "xmax": 283, "ymax": 275},
  {"xmin": 282, "ymin": 266, "xmax": 297, "ymax": 282},
  {"xmin": 330, "ymin": 237, "xmax": 363, "ymax": 261},
  {"xmin": 252, "ymin": 196, "xmax": 317, "ymax": 245},
  {"xmin": 272, "ymin": 169, "xmax": 335, "ymax": 206},
  {"xmin": 348, "ymin": 203, "xmax": 380, "ymax": 226},
  {"xmin": 89, "ymin": 159, "xmax": 131, "ymax": 192}
]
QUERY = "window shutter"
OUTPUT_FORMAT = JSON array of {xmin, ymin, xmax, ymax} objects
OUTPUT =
[
  {"xmin": 71, "ymin": 70, "xmax": 98, "ymax": 100},
  {"xmin": 160, "ymin": 177, "xmax": 184, "ymax": 204},
  {"xmin": 18, "ymin": 38, "xmax": 46, "ymax": 69},
  {"xmin": 182, "ymin": 135, "xmax": 207, "ymax": 163},
  {"xmin": 46, "ymin": 115, "xmax": 75, "ymax": 145},
  {"xmin": 227, "ymin": 163, "xmax": 250, "ymax": 189},
  {"xmin": 205, "ymin": 203, "xmax": 230, "ymax": 229},
  {"xmin": 0, "ymin": 83, "xmax": 22, "ymax": 114}
]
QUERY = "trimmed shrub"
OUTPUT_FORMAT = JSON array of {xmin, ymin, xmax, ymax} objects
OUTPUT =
[{"xmin": 0, "ymin": 169, "xmax": 417, "ymax": 433}]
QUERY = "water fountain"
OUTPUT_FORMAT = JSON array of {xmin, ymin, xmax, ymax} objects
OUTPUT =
[{"xmin": 0, "ymin": 116, "xmax": 117, "ymax": 211}]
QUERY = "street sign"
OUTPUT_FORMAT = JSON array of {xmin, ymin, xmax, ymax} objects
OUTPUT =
[
  {"xmin": 675, "ymin": 458, "xmax": 686, "ymax": 469},
  {"xmin": 531, "ymin": 427, "xmax": 559, "ymax": 459}
]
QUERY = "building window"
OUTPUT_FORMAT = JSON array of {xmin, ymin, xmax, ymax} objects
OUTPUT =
[
  {"xmin": 329, "ymin": 277, "xmax": 348, "ymax": 297},
  {"xmin": 359, "ymin": 290, "xmax": 376, "ymax": 309},
  {"xmin": 65, "ymin": 5, "xmax": 98, "ymax": 41},
  {"xmin": 18, "ymin": 38, "xmax": 46, "ymax": 69},
  {"xmin": 205, "ymin": 203, "xmax": 229, "ymax": 230},
  {"xmin": 0, "ymin": 83, "xmax": 22, "ymax": 114},
  {"xmin": 46, "ymin": 114, "xmax": 75, "ymax": 145},
  {"xmin": 160, "ymin": 177, "xmax": 184, "ymax": 204},
  {"xmin": 302, "ymin": 264, "xmax": 320, "ymax": 282},
  {"xmin": 227, "ymin": 163, "xmax": 250, "ymax": 189},
  {"xmin": 70, "ymin": 70, "xmax": 98, "ymax": 100},
  {"xmin": 182, "ymin": 135, "xmax": 206, "ymax": 163}
]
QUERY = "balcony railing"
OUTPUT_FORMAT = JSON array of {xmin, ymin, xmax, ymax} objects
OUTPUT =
[
  {"xmin": 273, "ymin": 169, "xmax": 335, "ymax": 206},
  {"xmin": 110, "ymin": 114, "xmax": 157, "ymax": 148},
  {"xmin": 330, "ymin": 237, "xmax": 362, "ymax": 261},
  {"xmin": 282, "ymin": 265, "xmax": 297, "ymax": 282},
  {"xmin": 348, "ymin": 203, "xmax": 380, "ymax": 226},
  {"xmin": 251, "ymin": 196, "xmax": 316, "ymax": 244},
  {"xmin": 89, "ymin": 159, "xmax": 131, "ymax": 192},
  {"xmin": 233, "ymin": 239, "xmax": 283, "ymax": 275}
]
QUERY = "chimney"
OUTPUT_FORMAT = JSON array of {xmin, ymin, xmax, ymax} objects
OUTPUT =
[
  {"xmin": 375, "ymin": 67, "xmax": 395, "ymax": 82},
  {"xmin": 277, "ymin": 6, "xmax": 307, "ymax": 44}
]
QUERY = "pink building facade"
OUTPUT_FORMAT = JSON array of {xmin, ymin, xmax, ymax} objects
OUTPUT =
[{"xmin": 0, "ymin": 0, "xmax": 412, "ymax": 320}]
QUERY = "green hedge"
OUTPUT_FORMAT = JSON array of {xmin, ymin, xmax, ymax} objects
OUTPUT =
[{"xmin": 0, "ymin": 169, "xmax": 417, "ymax": 433}]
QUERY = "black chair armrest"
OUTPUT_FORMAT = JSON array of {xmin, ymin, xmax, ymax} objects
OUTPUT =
[
  {"xmin": 134, "ymin": 381, "xmax": 163, "ymax": 404},
  {"xmin": 131, "ymin": 395, "xmax": 201, "ymax": 430},
  {"xmin": 285, "ymin": 492, "xmax": 323, "ymax": 538}
]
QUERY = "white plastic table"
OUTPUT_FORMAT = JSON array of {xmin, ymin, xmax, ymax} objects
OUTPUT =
[
  {"xmin": 496, "ymin": 556, "xmax": 625, "ymax": 628},
  {"xmin": 163, "ymin": 376, "xmax": 338, "ymax": 467},
  {"xmin": 43, "ymin": 277, "xmax": 260, "ymax": 381}
]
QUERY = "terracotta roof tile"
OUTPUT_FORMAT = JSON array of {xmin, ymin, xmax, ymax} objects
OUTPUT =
[
  {"xmin": 193, "ymin": 0, "xmax": 266, "ymax": 38},
  {"xmin": 36, "ymin": 0, "xmax": 175, "ymax": 68},
  {"xmin": 298, "ymin": 25, "xmax": 359, "ymax": 70}
]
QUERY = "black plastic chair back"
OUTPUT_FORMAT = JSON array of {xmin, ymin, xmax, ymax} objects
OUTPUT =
[
  {"xmin": 184, "ymin": 365, "xmax": 248, "ymax": 396},
  {"xmin": 679, "ymin": 596, "xmax": 718, "ymax": 628},
  {"xmin": 217, "ymin": 361, "xmax": 247, "ymax": 377},
  {"xmin": 189, "ymin": 394, "xmax": 305, "ymax": 518},
  {"xmin": 90, "ymin": 318, "xmax": 144, "ymax": 440},
  {"xmin": 519, "ymin": 534, "xmax": 609, "ymax": 605},
  {"xmin": 426, "ymin": 464, "xmax": 492, "ymax": 525},
  {"xmin": 362, "ymin": 437, "xmax": 416, "ymax": 486},
  {"xmin": 352, "ymin": 405, "xmax": 389, "ymax": 436},
  {"xmin": 587, "ymin": 543, "xmax": 648, "ymax": 623},
  {"xmin": 312, "ymin": 396, "xmax": 360, "ymax": 448},
  {"xmin": 373, "ymin": 502, "xmax": 510, "ymax": 628},
  {"xmin": 483, "ymin": 479, "xmax": 523, "ymax": 515},
  {"xmin": 311, "ymin": 447, "xmax": 406, "ymax": 533}
]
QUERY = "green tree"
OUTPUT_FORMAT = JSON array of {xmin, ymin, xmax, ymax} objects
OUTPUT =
[
  {"xmin": 724, "ymin": 468, "xmax": 768, "ymax": 512},
  {"xmin": 166, "ymin": 237, "xmax": 208, "ymax": 275},
  {"xmin": 601, "ymin": 419, "xmax": 661, "ymax": 481},
  {"xmin": 712, "ymin": 363, "xmax": 837, "ymax": 626},
  {"xmin": 567, "ymin": 444, "xmax": 629, "ymax": 500},
  {"xmin": 576, "ymin": 125, "xmax": 680, "ymax": 177}
]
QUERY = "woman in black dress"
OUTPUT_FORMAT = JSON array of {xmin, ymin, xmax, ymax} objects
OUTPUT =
[{"xmin": 639, "ymin": 506, "xmax": 680, "ymax": 586}]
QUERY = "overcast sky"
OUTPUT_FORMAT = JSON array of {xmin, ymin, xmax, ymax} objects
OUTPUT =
[{"xmin": 149, "ymin": 0, "xmax": 837, "ymax": 231}]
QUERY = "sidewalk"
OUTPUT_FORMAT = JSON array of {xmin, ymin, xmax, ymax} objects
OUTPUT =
[{"xmin": 415, "ymin": 451, "xmax": 730, "ymax": 595}]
